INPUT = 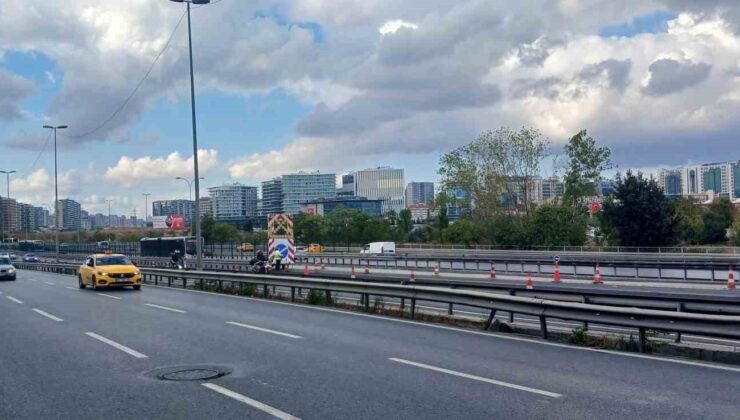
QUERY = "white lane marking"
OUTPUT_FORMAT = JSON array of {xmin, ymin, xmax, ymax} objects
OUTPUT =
[
  {"xmin": 32, "ymin": 308, "xmax": 64, "ymax": 322},
  {"xmin": 97, "ymin": 293, "xmax": 121, "ymax": 300},
  {"xmin": 84, "ymin": 332, "xmax": 148, "ymax": 359},
  {"xmin": 147, "ymin": 285, "xmax": 740, "ymax": 374},
  {"xmin": 44, "ymin": 282, "xmax": 56, "ymax": 286},
  {"xmin": 65, "ymin": 286, "xmax": 78, "ymax": 291},
  {"xmin": 202, "ymin": 383, "xmax": 300, "ymax": 420},
  {"xmin": 145, "ymin": 303, "xmax": 185, "ymax": 313},
  {"xmin": 226, "ymin": 321, "xmax": 301, "ymax": 339},
  {"xmin": 6, "ymin": 296, "xmax": 23, "ymax": 304},
  {"xmin": 29, "ymin": 279, "xmax": 37, "ymax": 282},
  {"xmin": 390, "ymin": 358, "xmax": 562, "ymax": 398}
]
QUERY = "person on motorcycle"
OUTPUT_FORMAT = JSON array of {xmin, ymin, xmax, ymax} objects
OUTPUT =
[
  {"xmin": 256, "ymin": 250, "xmax": 267, "ymax": 262},
  {"xmin": 170, "ymin": 250, "xmax": 183, "ymax": 268}
]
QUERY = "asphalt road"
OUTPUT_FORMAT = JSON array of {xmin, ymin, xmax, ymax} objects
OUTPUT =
[{"xmin": 2, "ymin": 270, "xmax": 740, "ymax": 419}]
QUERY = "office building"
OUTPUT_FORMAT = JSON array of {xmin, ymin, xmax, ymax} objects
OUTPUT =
[
  {"xmin": 199, "ymin": 197, "xmax": 212, "ymax": 217},
  {"xmin": 0, "ymin": 198, "xmax": 19, "ymax": 233},
  {"xmin": 659, "ymin": 160, "xmax": 740, "ymax": 201},
  {"xmin": 261, "ymin": 178, "xmax": 284, "ymax": 216},
  {"xmin": 19, "ymin": 203, "xmax": 36, "ymax": 232},
  {"xmin": 542, "ymin": 178, "xmax": 565, "ymax": 201},
  {"xmin": 352, "ymin": 167, "xmax": 405, "ymax": 214},
  {"xmin": 337, "ymin": 174, "xmax": 355, "ymax": 197},
  {"xmin": 57, "ymin": 199, "xmax": 81, "ymax": 231},
  {"xmin": 152, "ymin": 199, "xmax": 196, "ymax": 222},
  {"xmin": 594, "ymin": 179, "xmax": 616, "ymax": 196},
  {"xmin": 300, "ymin": 196, "xmax": 383, "ymax": 217},
  {"xmin": 208, "ymin": 183, "xmax": 258, "ymax": 223},
  {"xmin": 262, "ymin": 172, "xmax": 337, "ymax": 215},
  {"xmin": 408, "ymin": 203, "xmax": 432, "ymax": 222},
  {"xmin": 405, "ymin": 182, "xmax": 435, "ymax": 206},
  {"xmin": 33, "ymin": 206, "xmax": 49, "ymax": 229},
  {"xmin": 444, "ymin": 187, "xmax": 473, "ymax": 222}
]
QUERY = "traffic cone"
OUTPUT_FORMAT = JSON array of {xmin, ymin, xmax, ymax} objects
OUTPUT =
[
  {"xmin": 526, "ymin": 272, "xmax": 533, "ymax": 289},
  {"xmin": 284, "ymin": 264, "xmax": 290, "ymax": 272},
  {"xmin": 553, "ymin": 261, "xmax": 561, "ymax": 283},
  {"xmin": 364, "ymin": 264, "xmax": 370, "ymax": 274},
  {"xmin": 728, "ymin": 265, "xmax": 736, "ymax": 290},
  {"xmin": 351, "ymin": 265, "xmax": 356, "ymax": 280},
  {"xmin": 303, "ymin": 263, "xmax": 309, "ymax": 276},
  {"xmin": 593, "ymin": 264, "xmax": 603, "ymax": 285},
  {"xmin": 490, "ymin": 264, "xmax": 496, "ymax": 280},
  {"xmin": 434, "ymin": 265, "xmax": 440, "ymax": 276},
  {"xmin": 409, "ymin": 269, "xmax": 416, "ymax": 283}
]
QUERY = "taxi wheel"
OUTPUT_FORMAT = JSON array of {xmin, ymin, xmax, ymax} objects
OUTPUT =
[
  {"xmin": 132, "ymin": 285, "xmax": 141, "ymax": 291},
  {"xmin": 78, "ymin": 275, "xmax": 86, "ymax": 289},
  {"xmin": 91, "ymin": 276, "xmax": 97, "ymax": 290}
]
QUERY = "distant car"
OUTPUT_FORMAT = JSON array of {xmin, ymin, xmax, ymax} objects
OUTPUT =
[
  {"xmin": 295, "ymin": 246, "xmax": 307, "ymax": 254},
  {"xmin": 307, "ymin": 244, "xmax": 326, "ymax": 253},
  {"xmin": 22, "ymin": 253, "xmax": 39, "ymax": 263},
  {"xmin": 78, "ymin": 253, "xmax": 142, "ymax": 290},
  {"xmin": 0, "ymin": 256, "xmax": 16, "ymax": 281},
  {"xmin": 237, "ymin": 243, "xmax": 255, "ymax": 252},
  {"xmin": 9, "ymin": 253, "xmax": 17, "ymax": 261},
  {"xmin": 360, "ymin": 242, "xmax": 396, "ymax": 255}
]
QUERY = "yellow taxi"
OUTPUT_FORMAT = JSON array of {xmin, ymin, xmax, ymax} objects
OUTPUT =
[
  {"xmin": 78, "ymin": 253, "xmax": 142, "ymax": 290},
  {"xmin": 237, "ymin": 243, "xmax": 255, "ymax": 252},
  {"xmin": 307, "ymin": 243, "xmax": 326, "ymax": 253}
]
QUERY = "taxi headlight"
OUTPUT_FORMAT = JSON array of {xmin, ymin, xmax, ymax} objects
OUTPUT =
[
  {"xmin": 97, "ymin": 271, "xmax": 108, "ymax": 276},
  {"xmin": 134, "ymin": 271, "xmax": 140, "ymax": 276}
]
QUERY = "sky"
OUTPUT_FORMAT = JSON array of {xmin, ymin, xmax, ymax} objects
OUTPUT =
[{"xmin": 1, "ymin": 0, "xmax": 740, "ymax": 217}]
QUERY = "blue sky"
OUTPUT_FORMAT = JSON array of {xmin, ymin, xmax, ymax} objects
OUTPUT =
[{"xmin": 1, "ymin": 1, "xmax": 738, "ymax": 215}]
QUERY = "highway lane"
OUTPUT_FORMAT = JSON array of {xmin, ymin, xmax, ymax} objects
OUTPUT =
[{"xmin": 2, "ymin": 271, "xmax": 740, "ymax": 419}]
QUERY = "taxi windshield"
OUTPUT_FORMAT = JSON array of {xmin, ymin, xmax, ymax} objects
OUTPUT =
[{"xmin": 96, "ymin": 256, "xmax": 132, "ymax": 266}]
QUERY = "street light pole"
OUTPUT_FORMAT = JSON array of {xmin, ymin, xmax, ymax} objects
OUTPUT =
[
  {"xmin": 106, "ymin": 199, "xmax": 114, "ymax": 228},
  {"xmin": 0, "ymin": 170, "xmax": 16, "ymax": 199},
  {"xmin": 142, "ymin": 193, "xmax": 151, "ymax": 227},
  {"xmin": 175, "ymin": 177, "xmax": 193, "ymax": 201},
  {"xmin": 169, "ymin": 0, "xmax": 210, "ymax": 270},
  {"xmin": 43, "ymin": 125, "xmax": 68, "ymax": 261}
]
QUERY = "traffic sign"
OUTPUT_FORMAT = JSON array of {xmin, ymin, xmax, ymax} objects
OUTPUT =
[{"xmin": 553, "ymin": 255, "xmax": 561, "ymax": 263}]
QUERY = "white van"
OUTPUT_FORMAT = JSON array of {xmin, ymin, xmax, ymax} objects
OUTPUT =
[{"xmin": 360, "ymin": 242, "xmax": 396, "ymax": 255}]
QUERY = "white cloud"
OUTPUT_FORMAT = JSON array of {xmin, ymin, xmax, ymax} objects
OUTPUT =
[
  {"xmin": 104, "ymin": 149, "xmax": 219, "ymax": 188},
  {"xmin": 379, "ymin": 19, "xmax": 418, "ymax": 35}
]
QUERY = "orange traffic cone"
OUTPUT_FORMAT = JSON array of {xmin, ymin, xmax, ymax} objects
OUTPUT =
[
  {"xmin": 593, "ymin": 264, "xmax": 603, "ymax": 285},
  {"xmin": 526, "ymin": 272, "xmax": 533, "ymax": 289},
  {"xmin": 434, "ymin": 265, "xmax": 440, "ymax": 277},
  {"xmin": 351, "ymin": 265, "xmax": 356, "ymax": 280},
  {"xmin": 553, "ymin": 261, "xmax": 561, "ymax": 283},
  {"xmin": 490, "ymin": 264, "xmax": 496, "ymax": 280},
  {"xmin": 728, "ymin": 265, "xmax": 736, "ymax": 290},
  {"xmin": 364, "ymin": 264, "xmax": 370, "ymax": 274},
  {"xmin": 303, "ymin": 263, "xmax": 309, "ymax": 276},
  {"xmin": 409, "ymin": 269, "xmax": 416, "ymax": 282},
  {"xmin": 284, "ymin": 264, "xmax": 290, "ymax": 272}
]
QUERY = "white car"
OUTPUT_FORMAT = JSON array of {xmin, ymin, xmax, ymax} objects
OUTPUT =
[{"xmin": 0, "ymin": 256, "xmax": 16, "ymax": 281}]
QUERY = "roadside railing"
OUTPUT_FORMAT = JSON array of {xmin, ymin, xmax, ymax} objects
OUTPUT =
[{"xmin": 15, "ymin": 262, "xmax": 740, "ymax": 352}]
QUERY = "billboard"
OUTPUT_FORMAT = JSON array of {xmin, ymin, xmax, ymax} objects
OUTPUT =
[
  {"xmin": 267, "ymin": 214, "xmax": 295, "ymax": 265},
  {"xmin": 152, "ymin": 215, "xmax": 186, "ymax": 230}
]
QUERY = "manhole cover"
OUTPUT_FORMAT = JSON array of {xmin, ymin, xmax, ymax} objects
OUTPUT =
[{"xmin": 157, "ymin": 368, "xmax": 228, "ymax": 381}]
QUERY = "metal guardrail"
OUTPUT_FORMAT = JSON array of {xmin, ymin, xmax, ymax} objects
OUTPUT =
[{"xmin": 15, "ymin": 262, "xmax": 740, "ymax": 352}]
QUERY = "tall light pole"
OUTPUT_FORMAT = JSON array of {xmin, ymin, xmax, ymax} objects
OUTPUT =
[
  {"xmin": 169, "ymin": 0, "xmax": 210, "ymax": 270},
  {"xmin": 43, "ymin": 124, "xmax": 68, "ymax": 261},
  {"xmin": 106, "ymin": 199, "xmax": 114, "ymax": 228},
  {"xmin": 175, "ymin": 176, "xmax": 204, "ymax": 201},
  {"xmin": 0, "ymin": 170, "xmax": 16, "ymax": 199},
  {"xmin": 142, "ymin": 193, "xmax": 151, "ymax": 227}
]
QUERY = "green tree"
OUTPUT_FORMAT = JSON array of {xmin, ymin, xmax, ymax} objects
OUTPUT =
[
  {"xmin": 601, "ymin": 171, "xmax": 677, "ymax": 247},
  {"xmin": 702, "ymin": 198, "xmax": 735, "ymax": 243},
  {"xmin": 211, "ymin": 223, "xmax": 241, "ymax": 242},
  {"xmin": 673, "ymin": 197, "xmax": 704, "ymax": 244},
  {"xmin": 531, "ymin": 204, "xmax": 588, "ymax": 246},
  {"xmin": 441, "ymin": 219, "xmax": 483, "ymax": 246},
  {"xmin": 562, "ymin": 129, "xmax": 612, "ymax": 206},
  {"xmin": 397, "ymin": 209, "xmax": 413, "ymax": 239},
  {"xmin": 439, "ymin": 126, "xmax": 549, "ymax": 217},
  {"xmin": 730, "ymin": 218, "xmax": 740, "ymax": 246},
  {"xmin": 294, "ymin": 213, "xmax": 328, "ymax": 244}
]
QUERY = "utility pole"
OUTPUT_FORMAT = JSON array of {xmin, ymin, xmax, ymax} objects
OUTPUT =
[{"xmin": 42, "ymin": 125, "xmax": 68, "ymax": 261}]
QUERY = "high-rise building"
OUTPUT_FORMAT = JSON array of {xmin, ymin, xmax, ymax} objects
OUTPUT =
[
  {"xmin": 0, "ymin": 198, "xmax": 19, "ymax": 233},
  {"xmin": 262, "ymin": 172, "xmax": 336, "ymax": 215},
  {"xmin": 353, "ymin": 167, "xmax": 405, "ymax": 214},
  {"xmin": 33, "ymin": 206, "xmax": 49, "ymax": 229},
  {"xmin": 444, "ymin": 187, "xmax": 473, "ymax": 222},
  {"xmin": 19, "ymin": 203, "xmax": 36, "ymax": 232},
  {"xmin": 405, "ymin": 182, "xmax": 435, "ymax": 207},
  {"xmin": 198, "ymin": 197, "xmax": 212, "ymax": 218},
  {"xmin": 261, "ymin": 178, "xmax": 284, "ymax": 216},
  {"xmin": 281, "ymin": 172, "xmax": 336, "ymax": 215},
  {"xmin": 660, "ymin": 160, "xmax": 740, "ymax": 201},
  {"xmin": 152, "ymin": 200, "xmax": 196, "ymax": 222},
  {"xmin": 208, "ymin": 184, "xmax": 258, "ymax": 223},
  {"xmin": 658, "ymin": 169, "xmax": 683, "ymax": 196},
  {"xmin": 57, "ymin": 199, "xmax": 81, "ymax": 231}
]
